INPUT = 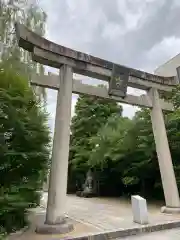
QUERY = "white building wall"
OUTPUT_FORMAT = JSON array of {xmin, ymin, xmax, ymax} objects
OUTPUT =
[{"xmin": 154, "ymin": 53, "xmax": 180, "ymax": 77}]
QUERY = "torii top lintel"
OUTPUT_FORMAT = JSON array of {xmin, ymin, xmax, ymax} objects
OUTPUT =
[{"xmin": 15, "ymin": 23, "xmax": 176, "ymax": 88}]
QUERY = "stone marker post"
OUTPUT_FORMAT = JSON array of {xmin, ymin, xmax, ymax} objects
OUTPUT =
[{"xmin": 131, "ymin": 195, "xmax": 148, "ymax": 225}]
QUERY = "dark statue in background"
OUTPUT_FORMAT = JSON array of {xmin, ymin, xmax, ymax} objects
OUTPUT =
[
  {"xmin": 83, "ymin": 169, "xmax": 94, "ymax": 193},
  {"xmin": 76, "ymin": 169, "xmax": 97, "ymax": 198}
]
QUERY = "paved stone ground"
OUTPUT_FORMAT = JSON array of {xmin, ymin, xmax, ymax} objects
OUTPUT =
[
  {"xmin": 120, "ymin": 228, "xmax": 180, "ymax": 239},
  {"xmin": 54, "ymin": 194, "xmax": 180, "ymax": 231},
  {"xmin": 9, "ymin": 194, "xmax": 180, "ymax": 239},
  {"xmin": 9, "ymin": 210, "xmax": 100, "ymax": 240}
]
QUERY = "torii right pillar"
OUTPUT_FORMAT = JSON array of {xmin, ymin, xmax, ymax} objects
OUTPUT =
[{"xmin": 149, "ymin": 88, "xmax": 180, "ymax": 213}]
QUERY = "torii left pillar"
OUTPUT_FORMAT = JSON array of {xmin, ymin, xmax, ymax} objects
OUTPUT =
[{"xmin": 36, "ymin": 65, "xmax": 74, "ymax": 234}]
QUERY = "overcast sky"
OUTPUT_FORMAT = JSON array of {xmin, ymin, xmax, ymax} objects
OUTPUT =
[{"xmin": 37, "ymin": 0, "xmax": 180, "ymax": 135}]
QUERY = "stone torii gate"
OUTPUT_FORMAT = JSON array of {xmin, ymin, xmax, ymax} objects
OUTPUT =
[{"xmin": 15, "ymin": 23, "xmax": 180, "ymax": 234}]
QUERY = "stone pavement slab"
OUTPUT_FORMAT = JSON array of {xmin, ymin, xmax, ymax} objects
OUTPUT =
[
  {"xmin": 9, "ymin": 211, "xmax": 100, "ymax": 240},
  {"xmin": 9, "ymin": 194, "xmax": 180, "ymax": 239},
  {"xmin": 63, "ymin": 194, "xmax": 180, "ymax": 231},
  {"xmin": 120, "ymin": 228, "xmax": 180, "ymax": 239}
]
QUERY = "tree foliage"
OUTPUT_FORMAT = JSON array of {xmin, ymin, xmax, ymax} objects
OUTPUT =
[
  {"xmin": 68, "ymin": 93, "xmax": 121, "ymax": 192},
  {"xmin": 0, "ymin": 1, "xmax": 50, "ymax": 237},
  {"xmin": 0, "ymin": 65, "xmax": 51, "ymax": 236},
  {"xmin": 0, "ymin": 0, "xmax": 47, "ymax": 99},
  {"xmin": 69, "ymin": 86, "xmax": 180, "ymax": 199}
]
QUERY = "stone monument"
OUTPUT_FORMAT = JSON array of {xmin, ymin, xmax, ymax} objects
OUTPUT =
[
  {"xmin": 77, "ymin": 169, "xmax": 97, "ymax": 197},
  {"xmin": 131, "ymin": 195, "xmax": 149, "ymax": 225}
]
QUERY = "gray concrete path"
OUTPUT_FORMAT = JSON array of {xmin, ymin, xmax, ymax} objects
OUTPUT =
[
  {"xmin": 121, "ymin": 228, "xmax": 180, "ymax": 239},
  {"xmin": 42, "ymin": 193, "xmax": 180, "ymax": 231},
  {"xmin": 10, "ymin": 194, "xmax": 180, "ymax": 239}
]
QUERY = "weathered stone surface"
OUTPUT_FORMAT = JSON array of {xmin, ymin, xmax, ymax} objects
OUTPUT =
[
  {"xmin": 15, "ymin": 23, "xmax": 176, "ymax": 86},
  {"xmin": 35, "ymin": 221, "xmax": 74, "ymax": 234},
  {"xmin": 161, "ymin": 206, "xmax": 180, "ymax": 214},
  {"xmin": 149, "ymin": 88, "xmax": 180, "ymax": 209},
  {"xmin": 9, "ymin": 196, "xmax": 180, "ymax": 239},
  {"xmin": 131, "ymin": 195, "xmax": 149, "ymax": 225},
  {"xmin": 109, "ymin": 64, "xmax": 130, "ymax": 98},
  {"xmin": 80, "ymin": 169, "xmax": 97, "ymax": 198},
  {"xmin": 32, "ymin": 47, "xmax": 175, "ymax": 93},
  {"xmin": 30, "ymin": 74, "xmax": 173, "ymax": 111},
  {"xmin": 120, "ymin": 228, "xmax": 180, "ymax": 240}
]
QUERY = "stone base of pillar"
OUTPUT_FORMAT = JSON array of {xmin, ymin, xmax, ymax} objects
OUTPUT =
[
  {"xmin": 35, "ymin": 219, "xmax": 74, "ymax": 234},
  {"xmin": 161, "ymin": 206, "xmax": 180, "ymax": 214}
]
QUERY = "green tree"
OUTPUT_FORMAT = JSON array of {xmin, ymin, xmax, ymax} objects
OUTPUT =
[
  {"xmin": 89, "ymin": 115, "xmax": 135, "ymax": 196},
  {"xmin": 89, "ymin": 85, "xmax": 180, "ymax": 199},
  {"xmin": 89, "ymin": 107, "xmax": 163, "ymax": 197},
  {"xmin": 0, "ymin": 0, "xmax": 47, "ymax": 99},
  {"xmin": 121, "ymin": 109, "xmax": 160, "ymax": 198},
  {"xmin": 69, "ymin": 80, "xmax": 180, "ymax": 199},
  {"xmin": 0, "ymin": 64, "xmax": 51, "ymax": 236},
  {"xmin": 68, "ymin": 93, "xmax": 121, "ymax": 192}
]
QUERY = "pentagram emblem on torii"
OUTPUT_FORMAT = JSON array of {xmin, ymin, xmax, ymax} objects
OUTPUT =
[{"xmin": 115, "ymin": 76, "xmax": 123, "ymax": 88}]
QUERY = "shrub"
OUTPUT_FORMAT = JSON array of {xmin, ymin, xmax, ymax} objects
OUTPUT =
[{"xmin": 0, "ymin": 64, "xmax": 51, "ymax": 236}]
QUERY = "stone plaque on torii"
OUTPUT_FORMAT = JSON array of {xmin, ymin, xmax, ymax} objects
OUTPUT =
[{"xmin": 15, "ymin": 23, "xmax": 180, "ymax": 234}]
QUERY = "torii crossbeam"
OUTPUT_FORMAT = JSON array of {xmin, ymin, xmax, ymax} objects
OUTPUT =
[{"xmin": 15, "ymin": 23, "xmax": 180, "ymax": 234}]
